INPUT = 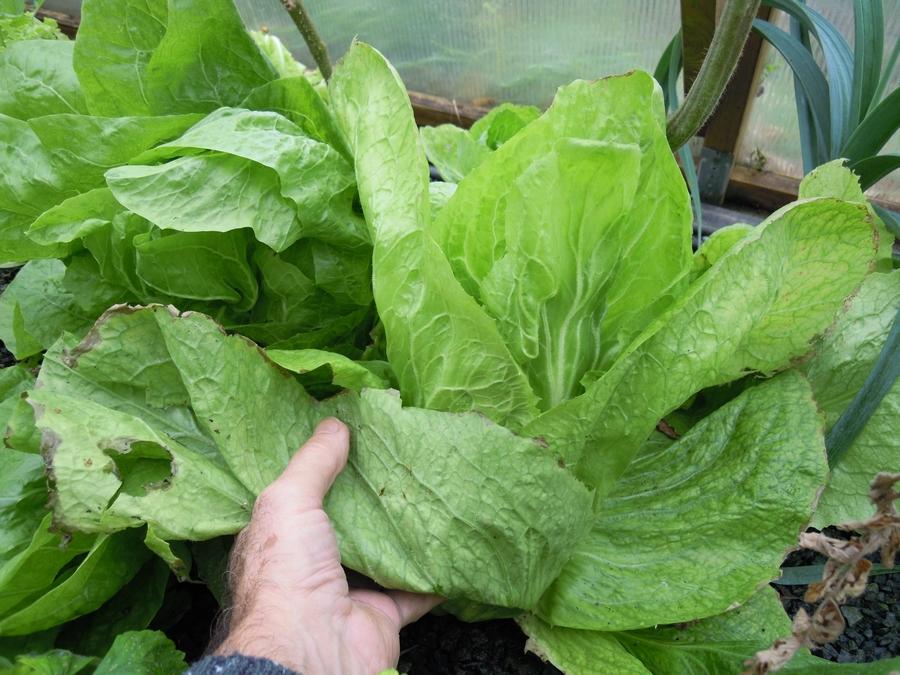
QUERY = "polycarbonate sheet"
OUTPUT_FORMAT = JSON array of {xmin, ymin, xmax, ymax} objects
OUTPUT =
[
  {"xmin": 236, "ymin": 0, "xmax": 681, "ymax": 107},
  {"xmin": 735, "ymin": 1, "xmax": 900, "ymax": 204}
]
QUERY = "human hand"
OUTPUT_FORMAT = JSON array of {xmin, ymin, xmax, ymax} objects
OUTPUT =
[{"xmin": 216, "ymin": 418, "xmax": 442, "ymax": 674}]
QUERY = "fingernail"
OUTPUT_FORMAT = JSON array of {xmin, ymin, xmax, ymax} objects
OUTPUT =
[{"xmin": 318, "ymin": 417, "xmax": 344, "ymax": 434}]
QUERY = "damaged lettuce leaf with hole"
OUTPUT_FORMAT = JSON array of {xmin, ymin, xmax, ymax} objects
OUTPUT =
[{"xmin": 28, "ymin": 305, "xmax": 593, "ymax": 609}]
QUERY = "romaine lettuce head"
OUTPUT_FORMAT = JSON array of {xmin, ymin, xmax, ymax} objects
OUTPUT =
[{"xmin": 0, "ymin": 9, "xmax": 895, "ymax": 670}]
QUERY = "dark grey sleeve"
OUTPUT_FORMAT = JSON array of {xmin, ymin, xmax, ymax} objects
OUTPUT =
[{"xmin": 186, "ymin": 654, "xmax": 299, "ymax": 675}]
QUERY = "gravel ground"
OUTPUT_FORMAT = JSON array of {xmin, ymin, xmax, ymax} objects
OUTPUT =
[
  {"xmin": 777, "ymin": 528, "xmax": 900, "ymax": 664},
  {"xmin": 0, "ymin": 267, "xmax": 18, "ymax": 367}
]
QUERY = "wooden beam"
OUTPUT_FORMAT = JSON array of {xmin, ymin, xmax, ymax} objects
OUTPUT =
[
  {"xmin": 697, "ymin": 4, "xmax": 771, "ymax": 203},
  {"xmin": 409, "ymin": 92, "xmax": 490, "ymax": 129},
  {"xmin": 35, "ymin": 9, "xmax": 79, "ymax": 39},
  {"xmin": 727, "ymin": 165, "xmax": 900, "ymax": 212}
]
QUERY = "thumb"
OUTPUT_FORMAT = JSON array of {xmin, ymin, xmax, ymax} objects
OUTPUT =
[{"xmin": 272, "ymin": 417, "xmax": 350, "ymax": 508}]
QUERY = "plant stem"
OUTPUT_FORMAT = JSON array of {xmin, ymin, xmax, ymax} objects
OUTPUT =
[
  {"xmin": 281, "ymin": 0, "xmax": 332, "ymax": 81},
  {"xmin": 666, "ymin": 0, "xmax": 762, "ymax": 150}
]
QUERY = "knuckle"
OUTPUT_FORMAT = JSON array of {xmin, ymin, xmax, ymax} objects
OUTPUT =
[{"xmin": 252, "ymin": 485, "xmax": 286, "ymax": 518}]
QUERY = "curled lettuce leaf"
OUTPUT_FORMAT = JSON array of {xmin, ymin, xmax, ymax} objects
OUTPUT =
[
  {"xmin": 804, "ymin": 270, "xmax": 900, "ymax": 527},
  {"xmin": 527, "ymin": 197, "xmax": 878, "ymax": 492},
  {"xmin": 432, "ymin": 72, "xmax": 692, "ymax": 392},
  {"xmin": 535, "ymin": 372, "xmax": 828, "ymax": 630},
  {"xmin": 330, "ymin": 42, "xmax": 539, "ymax": 429},
  {"xmin": 521, "ymin": 588, "xmax": 900, "ymax": 673}
]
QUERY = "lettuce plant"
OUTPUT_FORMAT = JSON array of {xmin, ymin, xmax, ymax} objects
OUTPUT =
[{"xmin": 0, "ymin": 0, "xmax": 898, "ymax": 671}]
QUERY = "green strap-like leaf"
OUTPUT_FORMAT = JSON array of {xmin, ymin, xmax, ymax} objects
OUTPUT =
[
  {"xmin": 764, "ymin": 0, "xmax": 854, "ymax": 151},
  {"xmin": 848, "ymin": 153, "xmax": 900, "ymax": 190},
  {"xmin": 842, "ymin": 87, "xmax": 900, "ymax": 162},
  {"xmin": 752, "ymin": 18, "xmax": 830, "ymax": 157},
  {"xmin": 826, "ymin": 307, "xmax": 899, "ymax": 466},
  {"xmin": 789, "ymin": 13, "xmax": 819, "ymax": 173},
  {"xmin": 850, "ymin": 0, "xmax": 884, "ymax": 131}
]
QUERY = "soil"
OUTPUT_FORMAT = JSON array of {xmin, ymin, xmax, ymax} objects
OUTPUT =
[
  {"xmin": 398, "ymin": 614, "xmax": 560, "ymax": 675},
  {"xmin": 0, "ymin": 267, "xmax": 17, "ymax": 367},
  {"xmin": 1, "ymin": 266, "xmax": 897, "ymax": 672}
]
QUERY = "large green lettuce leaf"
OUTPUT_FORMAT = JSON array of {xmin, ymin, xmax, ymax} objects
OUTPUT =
[
  {"xmin": 475, "ymin": 138, "xmax": 649, "ymax": 408},
  {"xmin": 72, "ymin": 0, "xmax": 168, "ymax": 116},
  {"xmin": 27, "ymin": 114, "xmax": 201, "ymax": 195},
  {"xmin": 0, "ymin": 40, "xmax": 86, "ymax": 119},
  {"xmin": 0, "ymin": 630, "xmax": 185, "ymax": 675},
  {"xmin": 229, "ymin": 239, "xmax": 373, "ymax": 348},
  {"xmin": 432, "ymin": 72, "xmax": 692, "ymax": 392},
  {"xmin": 804, "ymin": 270, "xmax": 900, "ymax": 527},
  {"xmin": 527, "ymin": 197, "xmax": 878, "ymax": 492},
  {"xmin": 240, "ymin": 76, "xmax": 350, "ymax": 157},
  {"xmin": 105, "ymin": 154, "xmax": 301, "ymax": 252},
  {"xmin": 535, "ymin": 371, "xmax": 827, "ymax": 630},
  {"xmin": 329, "ymin": 42, "xmax": 539, "ymax": 429},
  {"xmin": 0, "ymin": 111, "xmax": 198, "ymax": 264},
  {"xmin": 74, "ymin": 0, "xmax": 276, "ymax": 117},
  {"xmin": 143, "ymin": 0, "xmax": 276, "ymax": 114},
  {"xmin": 29, "ymin": 306, "xmax": 593, "ymax": 609},
  {"xmin": 0, "ymin": 527, "xmax": 149, "ymax": 636},
  {"xmin": 0, "ymin": 260, "xmax": 93, "ymax": 359},
  {"xmin": 109, "ymin": 108, "xmax": 363, "ymax": 250},
  {"xmin": 133, "ymin": 229, "xmax": 259, "ymax": 312}
]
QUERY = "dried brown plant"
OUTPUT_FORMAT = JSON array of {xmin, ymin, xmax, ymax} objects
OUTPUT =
[{"xmin": 744, "ymin": 472, "xmax": 900, "ymax": 674}]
